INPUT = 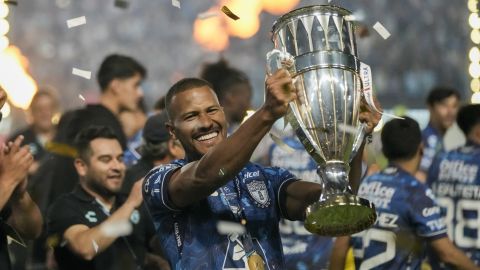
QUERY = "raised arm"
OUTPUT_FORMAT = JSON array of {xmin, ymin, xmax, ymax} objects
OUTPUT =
[
  {"xmin": 61, "ymin": 180, "xmax": 143, "ymax": 260},
  {"xmin": 168, "ymin": 70, "xmax": 296, "ymax": 208}
]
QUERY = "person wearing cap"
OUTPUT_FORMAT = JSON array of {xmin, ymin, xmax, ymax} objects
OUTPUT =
[{"xmin": 122, "ymin": 112, "xmax": 184, "ymax": 194}]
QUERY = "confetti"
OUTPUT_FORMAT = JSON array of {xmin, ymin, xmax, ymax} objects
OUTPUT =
[
  {"xmin": 66, "ymin": 16, "xmax": 86, "ymax": 28},
  {"xmin": 373, "ymin": 21, "xmax": 391, "ymax": 39},
  {"xmin": 78, "ymin": 94, "xmax": 85, "ymax": 102},
  {"xmin": 101, "ymin": 220, "xmax": 133, "ymax": 237},
  {"xmin": 270, "ymin": 133, "xmax": 295, "ymax": 153},
  {"xmin": 72, "ymin": 68, "xmax": 91, "ymax": 79},
  {"xmin": 171, "ymin": 0, "xmax": 180, "ymax": 9},
  {"xmin": 114, "ymin": 0, "xmax": 129, "ymax": 9},
  {"xmin": 338, "ymin": 123, "xmax": 358, "ymax": 135},
  {"xmin": 92, "ymin": 240, "xmax": 99, "ymax": 254},
  {"xmin": 4, "ymin": 1, "xmax": 17, "ymax": 6},
  {"xmin": 221, "ymin": 6, "xmax": 240, "ymax": 20},
  {"xmin": 217, "ymin": 221, "xmax": 246, "ymax": 235},
  {"xmin": 197, "ymin": 11, "xmax": 219, "ymax": 20}
]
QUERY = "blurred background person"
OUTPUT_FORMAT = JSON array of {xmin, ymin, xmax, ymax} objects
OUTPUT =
[
  {"xmin": 199, "ymin": 58, "xmax": 252, "ymax": 133},
  {"xmin": 27, "ymin": 54, "xmax": 146, "ymax": 269},
  {"xmin": 268, "ymin": 120, "xmax": 334, "ymax": 270},
  {"xmin": 416, "ymin": 86, "xmax": 460, "ymax": 182},
  {"xmin": 427, "ymin": 104, "xmax": 480, "ymax": 268},
  {"xmin": 119, "ymin": 99, "xmax": 148, "ymax": 167},
  {"xmin": 330, "ymin": 117, "xmax": 478, "ymax": 270},
  {"xmin": 0, "ymin": 86, "xmax": 43, "ymax": 270},
  {"xmin": 8, "ymin": 89, "xmax": 60, "ymax": 176},
  {"xmin": 123, "ymin": 111, "xmax": 184, "ymax": 194}
]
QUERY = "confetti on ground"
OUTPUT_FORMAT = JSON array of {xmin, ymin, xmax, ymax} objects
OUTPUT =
[
  {"xmin": 66, "ymin": 16, "xmax": 86, "ymax": 28},
  {"xmin": 114, "ymin": 0, "xmax": 129, "ymax": 9},
  {"xmin": 221, "ymin": 6, "xmax": 240, "ymax": 20},
  {"xmin": 270, "ymin": 133, "xmax": 295, "ymax": 153},
  {"xmin": 373, "ymin": 21, "xmax": 391, "ymax": 39},
  {"xmin": 72, "ymin": 68, "xmax": 91, "ymax": 79},
  {"xmin": 101, "ymin": 220, "xmax": 133, "ymax": 237},
  {"xmin": 217, "ymin": 221, "xmax": 246, "ymax": 235},
  {"xmin": 78, "ymin": 94, "xmax": 85, "ymax": 102},
  {"xmin": 197, "ymin": 11, "xmax": 219, "ymax": 20},
  {"xmin": 171, "ymin": 0, "xmax": 180, "ymax": 9}
]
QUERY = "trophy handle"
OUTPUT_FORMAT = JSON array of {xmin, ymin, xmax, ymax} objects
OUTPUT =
[{"xmin": 349, "ymin": 122, "xmax": 367, "ymax": 163}]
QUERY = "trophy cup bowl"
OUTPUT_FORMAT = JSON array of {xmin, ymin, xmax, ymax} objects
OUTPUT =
[{"xmin": 270, "ymin": 5, "xmax": 376, "ymax": 236}]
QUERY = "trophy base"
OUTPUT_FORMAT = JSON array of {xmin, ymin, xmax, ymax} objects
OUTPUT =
[{"xmin": 304, "ymin": 194, "xmax": 376, "ymax": 236}]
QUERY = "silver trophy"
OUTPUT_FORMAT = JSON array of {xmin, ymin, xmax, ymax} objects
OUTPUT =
[{"xmin": 269, "ymin": 5, "xmax": 376, "ymax": 236}]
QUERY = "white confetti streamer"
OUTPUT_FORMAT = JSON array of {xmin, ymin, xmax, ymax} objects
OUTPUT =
[
  {"xmin": 171, "ymin": 0, "xmax": 180, "ymax": 8},
  {"xmin": 217, "ymin": 221, "xmax": 246, "ymax": 235},
  {"xmin": 66, "ymin": 16, "xmax": 86, "ymax": 28},
  {"xmin": 72, "ymin": 68, "xmax": 91, "ymax": 80},
  {"xmin": 338, "ymin": 123, "xmax": 358, "ymax": 135},
  {"xmin": 78, "ymin": 94, "xmax": 85, "ymax": 102},
  {"xmin": 92, "ymin": 240, "xmax": 99, "ymax": 254},
  {"xmin": 100, "ymin": 220, "xmax": 133, "ymax": 237},
  {"xmin": 270, "ymin": 133, "xmax": 295, "ymax": 154},
  {"xmin": 197, "ymin": 11, "xmax": 219, "ymax": 20},
  {"xmin": 373, "ymin": 21, "xmax": 391, "ymax": 39}
]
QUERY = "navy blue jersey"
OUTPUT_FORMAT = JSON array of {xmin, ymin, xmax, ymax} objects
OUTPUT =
[
  {"xmin": 427, "ymin": 142, "xmax": 480, "ymax": 268},
  {"xmin": 420, "ymin": 123, "xmax": 444, "ymax": 173},
  {"xmin": 143, "ymin": 159, "xmax": 298, "ymax": 270},
  {"xmin": 351, "ymin": 166, "xmax": 447, "ymax": 270},
  {"xmin": 269, "ymin": 135, "xmax": 333, "ymax": 270}
]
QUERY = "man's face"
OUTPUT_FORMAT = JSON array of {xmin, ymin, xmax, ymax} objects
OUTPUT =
[
  {"xmin": 115, "ymin": 73, "xmax": 143, "ymax": 111},
  {"xmin": 430, "ymin": 95, "xmax": 460, "ymax": 130},
  {"xmin": 77, "ymin": 138, "xmax": 126, "ymax": 196},
  {"xmin": 30, "ymin": 95, "xmax": 56, "ymax": 132},
  {"xmin": 168, "ymin": 86, "xmax": 227, "ymax": 160}
]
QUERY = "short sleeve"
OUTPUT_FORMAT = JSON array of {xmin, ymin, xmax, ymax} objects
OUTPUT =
[
  {"xmin": 407, "ymin": 185, "xmax": 447, "ymax": 240},
  {"xmin": 47, "ymin": 197, "xmax": 90, "ymax": 237},
  {"xmin": 263, "ymin": 167, "xmax": 298, "ymax": 219},
  {"xmin": 142, "ymin": 163, "xmax": 183, "ymax": 214}
]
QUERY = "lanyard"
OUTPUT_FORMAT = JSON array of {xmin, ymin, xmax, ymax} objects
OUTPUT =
[{"xmin": 219, "ymin": 177, "xmax": 256, "ymax": 255}]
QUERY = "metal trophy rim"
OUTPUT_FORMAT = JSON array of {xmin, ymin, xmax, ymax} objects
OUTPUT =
[
  {"xmin": 304, "ymin": 194, "xmax": 377, "ymax": 236},
  {"xmin": 271, "ymin": 5, "xmax": 352, "ymax": 38}
]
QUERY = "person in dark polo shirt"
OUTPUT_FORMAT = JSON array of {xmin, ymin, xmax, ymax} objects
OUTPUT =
[{"xmin": 47, "ymin": 126, "xmax": 162, "ymax": 270}]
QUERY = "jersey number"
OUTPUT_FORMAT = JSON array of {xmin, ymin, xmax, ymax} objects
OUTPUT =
[
  {"xmin": 437, "ymin": 198, "xmax": 480, "ymax": 248},
  {"xmin": 354, "ymin": 228, "xmax": 396, "ymax": 270}
]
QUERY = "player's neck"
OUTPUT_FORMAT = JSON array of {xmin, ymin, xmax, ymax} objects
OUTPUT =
[
  {"xmin": 429, "ymin": 120, "xmax": 447, "ymax": 136},
  {"xmin": 100, "ymin": 94, "xmax": 121, "ymax": 115},
  {"xmin": 391, "ymin": 159, "xmax": 418, "ymax": 176}
]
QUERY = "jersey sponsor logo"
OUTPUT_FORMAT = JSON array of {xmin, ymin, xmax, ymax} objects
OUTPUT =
[
  {"xmin": 85, "ymin": 211, "xmax": 98, "ymax": 223},
  {"xmin": 244, "ymin": 171, "xmax": 260, "ymax": 179},
  {"xmin": 358, "ymin": 181, "xmax": 396, "ymax": 208},
  {"xmin": 246, "ymin": 180, "xmax": 271, "ymax": 208},
  {"xmin": 422, "ymin": 206, "xmax": 441, "ymax": 217},
  {"xmin": 439, "ymin": 159, "xmax": 478, "ymax": 183}
]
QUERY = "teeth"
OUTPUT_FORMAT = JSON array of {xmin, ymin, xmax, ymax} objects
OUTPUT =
[{"xmin": 197, "ymin": 132, "xmax": 218, "ymax": 141}]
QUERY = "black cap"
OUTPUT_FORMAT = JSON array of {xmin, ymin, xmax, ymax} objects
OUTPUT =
[{"xmin": 142, "ymin": 112, "xmax": 170, "ymax": 144}]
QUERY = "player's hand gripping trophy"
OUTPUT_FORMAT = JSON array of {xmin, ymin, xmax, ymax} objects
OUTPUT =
[{"xmin": 268, "ymin": 5, "xmax": 378, "ymax": 236}]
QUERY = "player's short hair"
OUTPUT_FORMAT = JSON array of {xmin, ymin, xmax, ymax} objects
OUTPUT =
[
  {"xmin": 426, "ymin": 86, "xmax": 460, "ymax": 107},
  {"xmin": 457, "ymin": 104, "xmax": 480, "ymax": 136},
  {"xmin": 97, "ymin": 54, "xmax": 146, "ymax": 92},
  {"xmin": 74, "ymin": 126, "xmax": 121, "ymax": 163},
  {"xmin": 381, "ymin": 117, "xmax": 422, "ymax": 161},
  {"xmin": 164, "ymin": 78, "xmax": 213, "ymax": 119}
]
